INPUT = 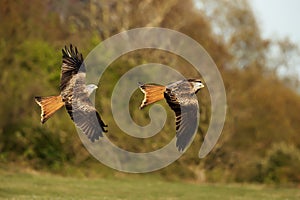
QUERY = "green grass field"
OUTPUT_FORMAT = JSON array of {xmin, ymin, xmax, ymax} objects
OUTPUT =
[{"xmin": 0, "ymin": 171, "xmax": 299, "ymax": 200}]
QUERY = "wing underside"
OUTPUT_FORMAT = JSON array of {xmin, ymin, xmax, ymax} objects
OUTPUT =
[
  {"xmin": 65, "ymin": 99, "xmax": 107, "ymax": 142},
  {"xmin": 164, "ymin": 85, "xmax": 199, "ymax": 151}
]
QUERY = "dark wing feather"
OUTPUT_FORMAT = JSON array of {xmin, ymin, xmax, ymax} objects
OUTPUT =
[
  {"xmin": 164, "ymin": 80, "xmax": 199, "ymax": 151},
  {"xmin": 60, "ymin": 44, "xmax": 85, "ymax": 91},
  {"xmin": 60, "ymin": 45, "xmax": 107, "ymax": 141},
  {"xmin": 66, "ymin": 102, "xmax": 107, "ymax": 142}
]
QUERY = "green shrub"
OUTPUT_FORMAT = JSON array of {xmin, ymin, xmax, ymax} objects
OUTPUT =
[{"xmin": 261, "ymin": 143, "xmax": 300, "ymax": 184}]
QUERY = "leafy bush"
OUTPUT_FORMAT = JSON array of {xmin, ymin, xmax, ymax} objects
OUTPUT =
[{"xmin": 261, "ymin": 143, "xmax": 300, "ymax": 184}]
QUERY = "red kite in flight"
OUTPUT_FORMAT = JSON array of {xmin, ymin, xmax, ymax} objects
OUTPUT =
[
  {"xmin": 139, "ymin": 79, "xmax": 204, "ymax": 151},
  {"xmin": 35, "ymin": 45, "xmax": 107, "ymax": 141}
]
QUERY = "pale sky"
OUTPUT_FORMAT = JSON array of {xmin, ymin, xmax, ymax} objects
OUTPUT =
[
  {"xmin": 249, "ymin": 0, "xmax": 300, "ymax": 45},
  {"xmin": 250, "ymin": 0, "xmax": 300, "ymax": 81}
]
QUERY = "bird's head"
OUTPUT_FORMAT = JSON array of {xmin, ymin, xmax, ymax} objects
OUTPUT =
[
  {"xmin": 86, "ymin": 84, "xmax": 98, "ymax": 96},
  {"xmin": 188, "ymin": 79, "xmax": 204, "ymax": 93}
]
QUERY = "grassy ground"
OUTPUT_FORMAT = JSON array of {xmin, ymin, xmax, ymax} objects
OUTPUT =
[{"xmin": 0, "ymin": 171, "xmax": 300, "ymax": 200}]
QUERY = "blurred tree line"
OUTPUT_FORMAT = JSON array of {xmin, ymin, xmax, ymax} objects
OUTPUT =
[{"xmin": 0, "ymin": 0, "xmax": 300, "ymax": 184}]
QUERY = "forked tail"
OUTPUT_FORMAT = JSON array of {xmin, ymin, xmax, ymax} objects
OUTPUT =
[
  {"xmin": 138, "ymin": 83, "xmax": 166, "ymax": 109},
  {"xmin": 35, "ymin": 96, "xmax": 64, "ymax": 123}
]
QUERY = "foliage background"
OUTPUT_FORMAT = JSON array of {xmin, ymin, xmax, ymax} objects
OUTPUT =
[{"xmin": 1, "ymin": 0, "xmax": 300, "ymax": 185}]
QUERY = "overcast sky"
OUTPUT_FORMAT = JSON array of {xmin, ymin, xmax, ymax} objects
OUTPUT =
[
  {"xmin": 249, "ymin": 0, "xmax": 300, "ymax": 80},
  {"xmin": 249, "ymin": 0, "xmax": 300, "ymax": 45}
]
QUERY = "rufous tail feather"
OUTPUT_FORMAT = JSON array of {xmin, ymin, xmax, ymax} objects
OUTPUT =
[
  {"xmin": 139, "ymin": 83, "xmax": 166, "ymax": 109},
  {"xmin": 35, "ymin": 96, "xmax": 64, "ymax": 123}
]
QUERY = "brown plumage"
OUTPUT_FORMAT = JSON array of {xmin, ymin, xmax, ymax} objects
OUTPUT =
[
  {"xmin": 35, "ymin": 45, "xmax": 107, "ymax": 142},
  {"xmin": 139, "ymin": 79, "xmax": 204, "ymax": 151}
]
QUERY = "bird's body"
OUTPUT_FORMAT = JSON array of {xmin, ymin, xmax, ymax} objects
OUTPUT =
[
  {"xmin": 35, "ymin": 45, "xmax": 107, "ymax": 142},
  {"xmin": 139, "ymin": 79, "xmax": 204, "ymax": 151}
]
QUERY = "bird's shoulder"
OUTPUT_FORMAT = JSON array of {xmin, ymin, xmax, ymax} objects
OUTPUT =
[{"xmin": 165, "ymin": 80, "xmax": 196, "ymax": 106}]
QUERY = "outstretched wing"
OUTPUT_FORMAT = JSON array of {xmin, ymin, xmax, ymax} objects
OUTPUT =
[
  {"xmin": 60, "ymin": 44, "xmax": 86, "ymax": 91},
  {"xmin": 60, "ymin": 45, "xmax": 107, "ymax": 141},
  {"xmin": 65, "ymin": 99, "xmax": 107, "ymax": 142},
  {"xmin": 164, "ymin": 80, "xmax": 199, "ymax": 151}
]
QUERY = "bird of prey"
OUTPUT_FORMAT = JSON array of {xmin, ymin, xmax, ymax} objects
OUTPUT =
[
  {"xmin": 139, "ymin": 79, "xmax": 204, "ymax": 151},
  {"xmin": 35, "ymin": 45, "xmax": 107, "ymax": 141}
]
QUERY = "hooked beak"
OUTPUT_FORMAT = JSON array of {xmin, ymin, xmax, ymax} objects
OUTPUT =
[
  {"xmin": 196, "ymin": 82, "xmax": 204, "ymax": 89},
  {"xmin": 193, "ymin": 81, "xmax": 204, "ymax": 93}
]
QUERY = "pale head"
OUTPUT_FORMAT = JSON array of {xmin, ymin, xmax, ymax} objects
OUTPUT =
[
  {"xmin": 86, "ymin": 84, "xmax": 98, "ymax": 96},
  {"xmin": 188, "ymin": 79, "xmax": 205, "ymax": 93}
]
